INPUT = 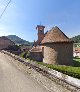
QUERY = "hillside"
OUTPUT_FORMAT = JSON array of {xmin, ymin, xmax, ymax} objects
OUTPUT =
[
  {"xmin": 71, "ymin": 35, "xmax": 80, "ymax": 43},
  {"xmin": 6, "ymin": 35, "xmax": 33, "ymax": 46}
]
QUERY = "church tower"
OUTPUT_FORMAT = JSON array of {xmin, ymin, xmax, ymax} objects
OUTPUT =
[{"xmin": 36, "ymin": 25, "xmax": 45, "ymax": 44}]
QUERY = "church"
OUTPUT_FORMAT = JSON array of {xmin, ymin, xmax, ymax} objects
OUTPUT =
[{"xmin": 30, "ymin": 25, "xmax": 73, "ymax": 66}]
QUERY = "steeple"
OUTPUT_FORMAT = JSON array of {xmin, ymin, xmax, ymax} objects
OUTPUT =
[{"xmin": 36, "ymin": 25, "xmax": 45, "ymax": 44}]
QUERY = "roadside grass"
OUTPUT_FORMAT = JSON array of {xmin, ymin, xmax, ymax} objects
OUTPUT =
[
  {"xmin": 29, "ymin": 58, "xmax": 80, "ymax": 79},
  {"xmin": 37, "ymin": 61, "xmax": 80, "ymax": 79},
  {"xmin": 20, "ymin": 52, "xmax": 80, "ymax": 79}
]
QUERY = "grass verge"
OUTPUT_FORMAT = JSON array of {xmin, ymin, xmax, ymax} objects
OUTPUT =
[
  {"xmin": 28, "ymin": 58, "xmax": 80, "ymax": 79},
  {"xmin": 38, "ymin": 62, "xmax": 80, "ymax": 79}
]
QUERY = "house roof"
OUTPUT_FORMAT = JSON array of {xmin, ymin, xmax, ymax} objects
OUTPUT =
[
  {"xmin": 41, "ymin": 26, "xmax": 73, "ymax": 44},
  {"xmin": 0, "ymin": 36, "xmax": 15, "ymax": 44}
]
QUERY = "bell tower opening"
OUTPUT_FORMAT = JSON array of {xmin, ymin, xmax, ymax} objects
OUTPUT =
[{"xmin": 36, "ymin": 25, "xmax": 45, "ymax": 44}]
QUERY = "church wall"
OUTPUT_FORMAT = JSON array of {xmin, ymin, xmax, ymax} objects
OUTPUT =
[
  {"xmin": 30, "ymin": 52, "xmax": 43, "ymax": 62},
  {"xmin": 43, "ymin": 42, "xmax": 73, "ymax": 66}
]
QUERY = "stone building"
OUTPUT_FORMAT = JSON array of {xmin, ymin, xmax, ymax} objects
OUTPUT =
[
  {"xmin": 0, "ymin": 36, "xmax": 15, "ymax": 50},
  {"xmin": 30, "ymin": 46, "xmax": 43, "ymax": 61},
  {"xmin": 30, "ymin": 25, "xmax": 73, "ymax": 65},
  {"xmin": 30, "ymin": 25, "xmax": 45, "ymax": 61},
  {"xmin": 34, "ymin": 25, "xmax": 45, "ymax": 46},
  {"xmin": 41, "ymin": 26, "xmax": 73, "ymax": 65}
]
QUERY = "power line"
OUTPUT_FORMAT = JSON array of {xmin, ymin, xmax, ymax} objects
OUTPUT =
[{"xmin": 0, "ymin": 0, "xmax": 11, "ymax": 19}]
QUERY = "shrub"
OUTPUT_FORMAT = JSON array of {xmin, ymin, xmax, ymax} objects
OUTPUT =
[
  {"xmin": 20, "ymin": 52, "xmax": 25, "ymax": 58},
  {"xmin": 74, "ymin": 56, "xmax": 80, "ymax": 59},
  {"xmin": 20, "ymin": 51, "xmax": 30, "ymax": 59},
  {"xmin": 73, "ymin": 58, "xmax": 80, "ymax": 67},
  {"xmin": 26, "ymin": 51, "xmax": 30, "ymax": 58}
]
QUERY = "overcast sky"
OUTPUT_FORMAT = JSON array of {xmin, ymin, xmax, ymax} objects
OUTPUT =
[{"xmin": 0, "ymin": 0, "xmax": 80, "ymax": 42}]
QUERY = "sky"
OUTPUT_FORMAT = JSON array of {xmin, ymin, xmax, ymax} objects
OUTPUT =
[{"xmin": 0, "ymin": 0, "xmax": 80, "ymax": 42}]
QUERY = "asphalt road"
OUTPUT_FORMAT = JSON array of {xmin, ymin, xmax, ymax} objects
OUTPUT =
[{"xmin": 0, "ymin": 52, "xmax": 49, "ymax": 92}]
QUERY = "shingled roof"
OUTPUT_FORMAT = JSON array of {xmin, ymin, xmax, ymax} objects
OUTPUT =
[
  {"xmin": 30, "ymin": 46, "xmax": 42, "ymax": 52},
  {"xmin": 41, "ymin": 26, "xmax": 73, "ymax": 44}
]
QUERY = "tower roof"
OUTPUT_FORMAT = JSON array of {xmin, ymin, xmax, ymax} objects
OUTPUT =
[
  {"xmin": 36, "ymin": 25, "xmax": 45, "ymax": 30},
  {"xmin": 41, "ymin": 26, "xmax": 73, "ymax": 44},
  {"xmin": 37, "ymin": 25, "xmax": 45, "ymax": 28}
]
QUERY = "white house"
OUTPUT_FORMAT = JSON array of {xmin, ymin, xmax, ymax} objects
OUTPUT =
[{"xmin": 73, "ymin": 48, "xmax": 80, "ymax": 58}]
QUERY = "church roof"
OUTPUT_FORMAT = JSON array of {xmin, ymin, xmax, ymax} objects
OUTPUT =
[
  {"xmin": 30, "ymin": 46, "xmax": 42, "ymax": 52},
  {"xmin": 41, "ymin": 26, "xmax": 73, "ymax": 44}
]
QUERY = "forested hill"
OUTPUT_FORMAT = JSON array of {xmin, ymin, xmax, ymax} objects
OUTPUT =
[
  {"xmin": 71, "ymin": 35, "xmax": 80, "ymax": 43},
  {"xmin": 5, "ymin": 34, "xmax": 80, "ymax": 45},
  {"xmin": 6, "ymin": 35, "xmax": 33, "ymax": 46}
]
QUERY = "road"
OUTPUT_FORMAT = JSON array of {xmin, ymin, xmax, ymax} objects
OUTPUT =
[{"xmin": 0, "ymin": 52, "xmax": 49, "ymax": 92}]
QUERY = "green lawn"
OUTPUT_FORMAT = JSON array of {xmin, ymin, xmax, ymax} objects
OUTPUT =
[
  {"xmin": 24, "ymin": 52, "xmax": 80, "ymax": 79},
  {"xmin": 73, "ymin": 58, "xmax": 80, "ymax": 62},
  {"xmin": 37, "ymin": 58, "xmax": 80, "ymax": 79}
]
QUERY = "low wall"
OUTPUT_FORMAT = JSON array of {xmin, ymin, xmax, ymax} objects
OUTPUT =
[{"xmin": 1, "ymin": 50, "xmax": 80, "ymax": 92}]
